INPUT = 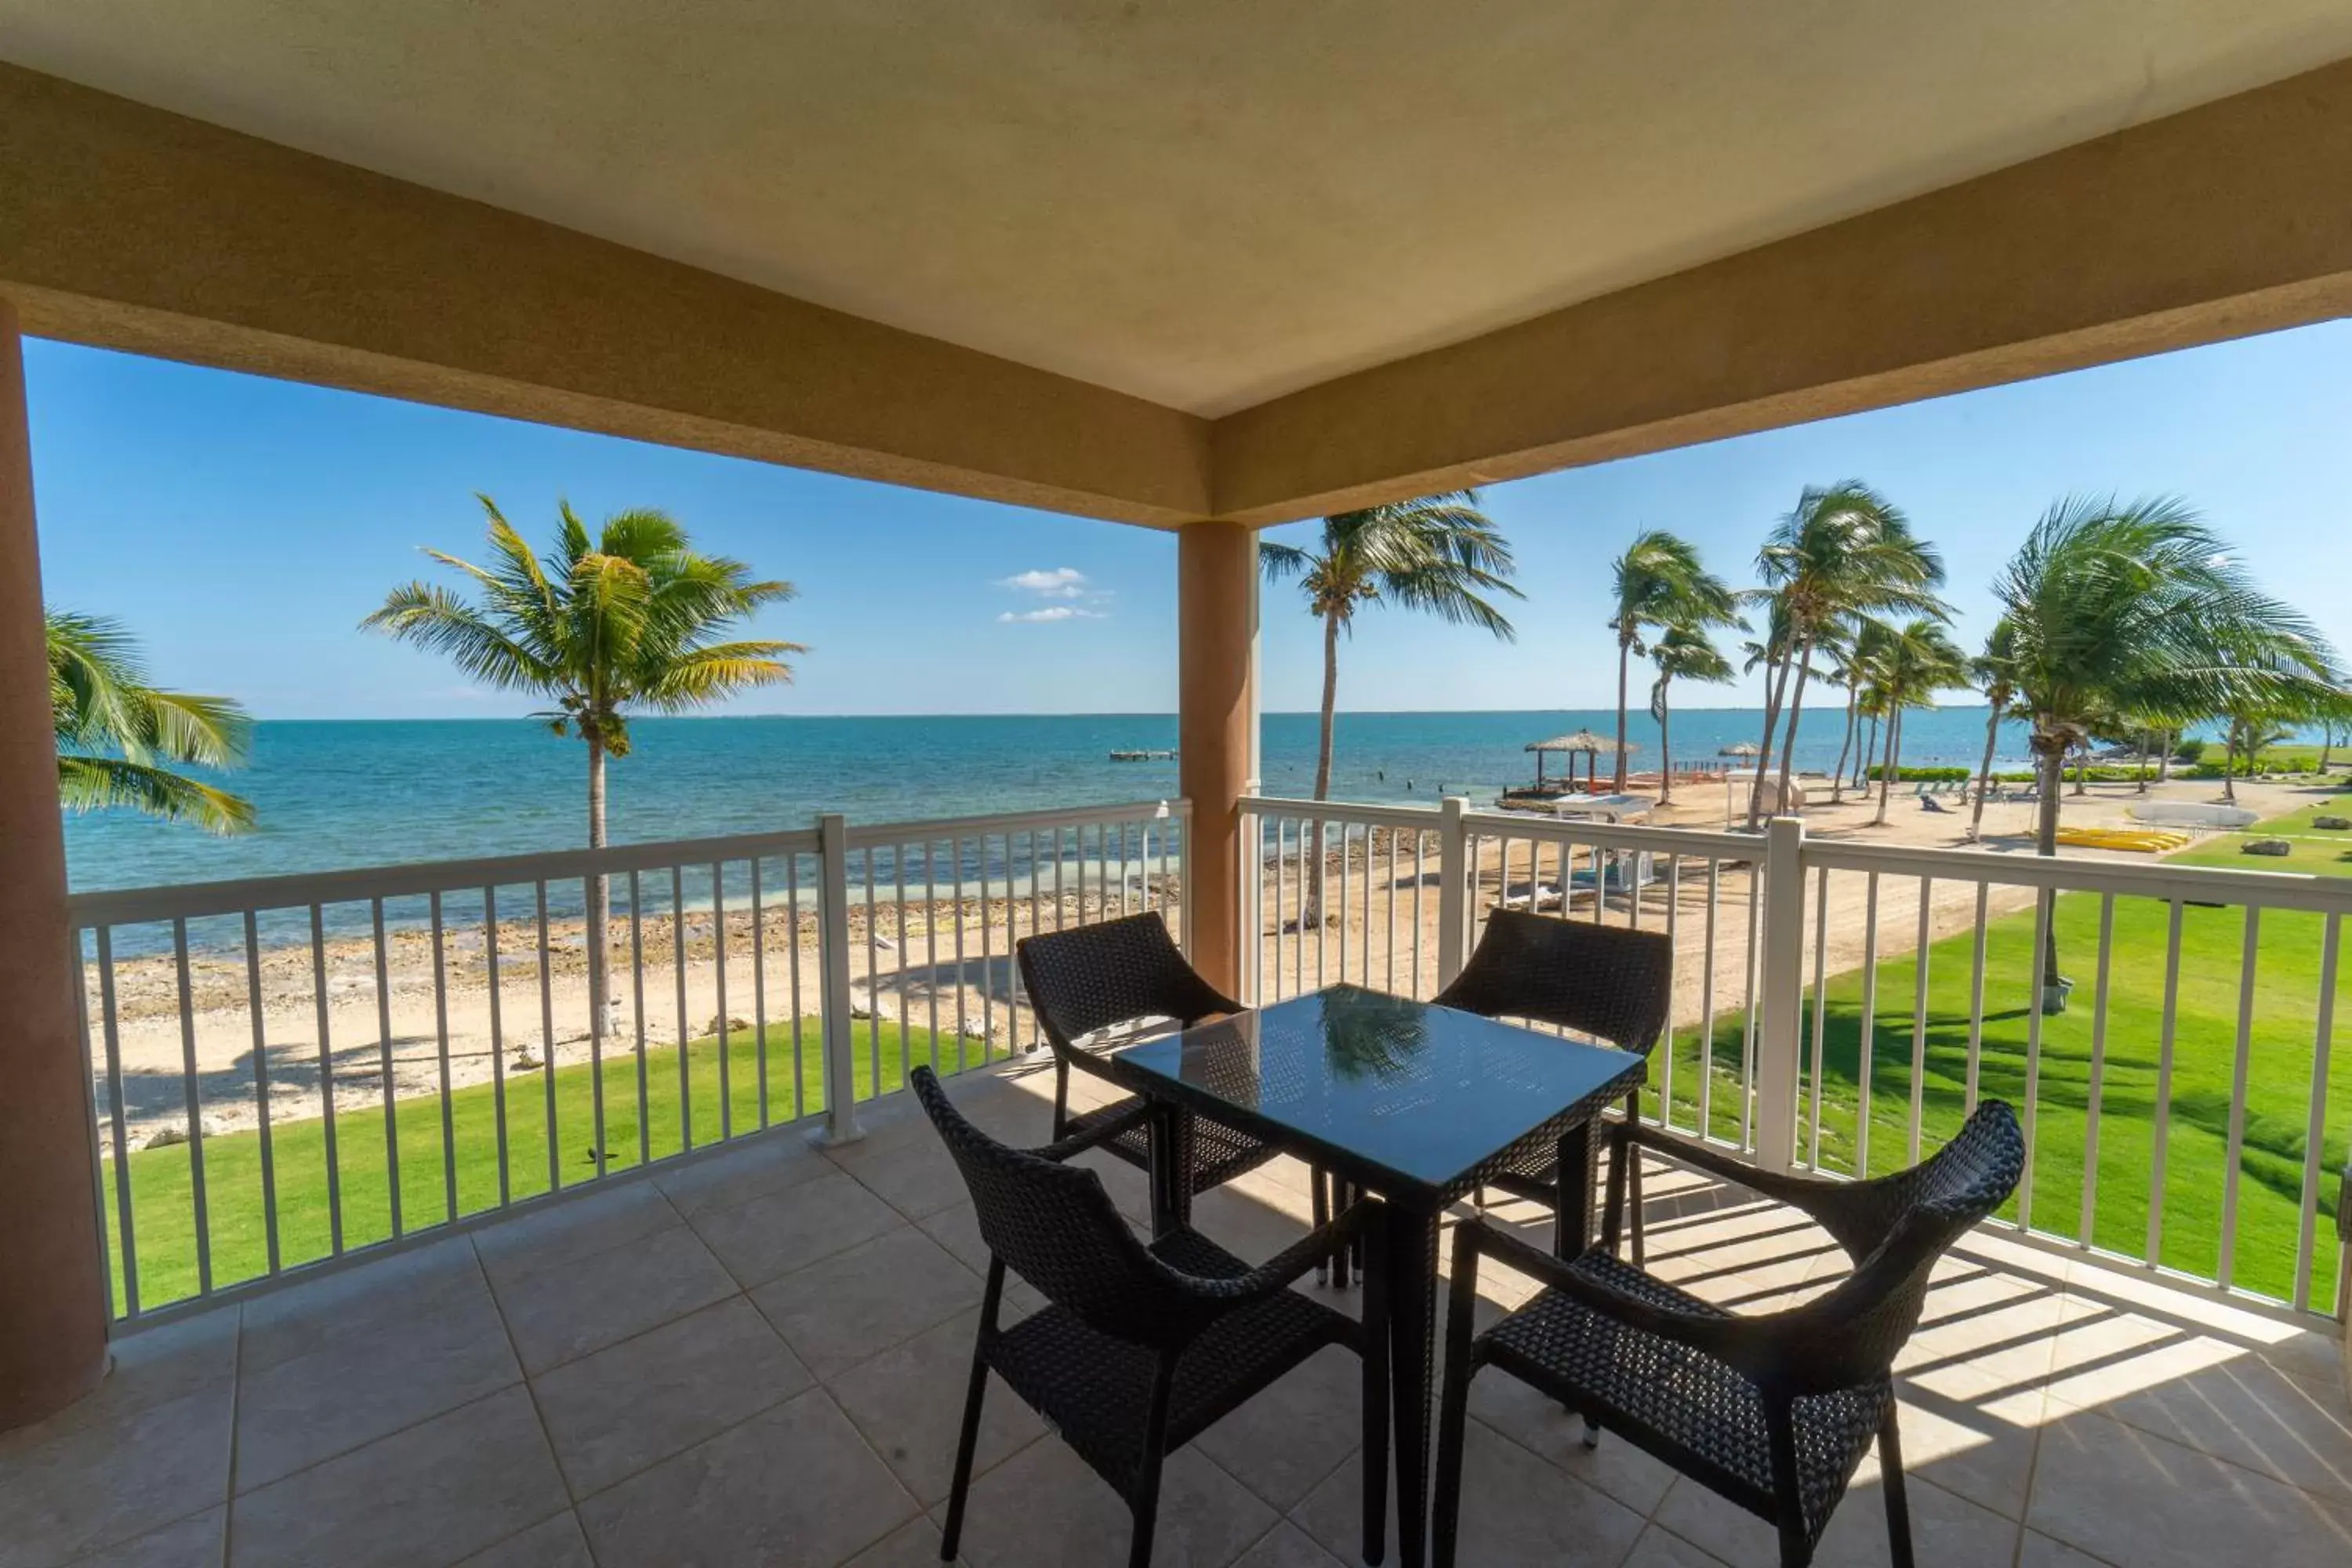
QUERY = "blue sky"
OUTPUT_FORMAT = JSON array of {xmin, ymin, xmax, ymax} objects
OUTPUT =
[{"xmin": 24, "ymin": 319, "xmax": 2352, "ymax": 719}]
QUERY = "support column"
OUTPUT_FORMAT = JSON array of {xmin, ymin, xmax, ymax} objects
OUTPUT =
[
  {"xmin": 0, "ymin": 295, "xmax": 110, "ymax": 1431},
  {"xmin": 1177, "ymin": 521, "xmax": 1258, "ymax": 998}
]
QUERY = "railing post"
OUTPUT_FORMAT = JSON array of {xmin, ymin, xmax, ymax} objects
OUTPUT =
[
  {"xmin": 1436, "ymin": 795, "xmax": 1471, "ymax": 989},
  {"xmin": 1754, "ymin": 815, "xmax": 1807, "ymax": 1173},
  {"xmin": 1235, "ymin": 801, "xmax": 1261, "ymax": 1007},
  {"xmin": 815, "ymin": 811, "xmax": 864, "ymax": 1145}
]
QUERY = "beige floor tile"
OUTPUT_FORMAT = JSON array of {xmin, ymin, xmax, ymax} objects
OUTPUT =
[
  {"xmin": 234, "ymin": 1275, "xmax": 521, "ymax": 1489},
  {"xmin": 239, "ymin": 1238, "xmax": 479, "ymax": 1374},
  {"xmin": 952, "ymin": 1438, "xmax": 1276, "ymax": 1568},
  {"xmin": 826, "ymin": 1121, "xmax": 967, "ymax": 1220},
  {"xmin": 651, "ymin": 1128, "xmax": 834, "ymax": 1216},
  {"xmin": 452, "ymin": 1511, "xmax": 594, "ymax": 1567},
  {"xmin": 1281, "ymin": 1419, "xmax": 1400, "ymax": 1566},
  {"xmin": 912, "ymin": 1202, "xmax": 1047, "ymax": 1316},
  {"xmin": 1810, "ymin": 1472, "xmax": 2020, "ymax": 1566},
  {"xmin": 686, "ymin": 1168, "xmax": 904, "ymax": 1287},
  {"xmin": 844, "ymin": 1514, "xmax": 962, "ymax": 1567},
  {"xmin": 1620, "ymin": 1525, "xmax": 1734, "ymax": 1567},
  {"xmin": 489, "ymin": 1221, "xmax": 737, "ymax": 1375},
  {"xmin": 825, "ymin": 1308, "xmax": 1046, "ymax": 1507},
  {"xmin": 1228, "ymin": 1519, "xmax": 1348, "ymax": 1567},
  {"xmin": 1184, "ymin": 1181, "xmax": 1316, "ymax": 1268},
  {"xmin": 1467, "ymin": 1367, "xmax": 1680, "ymax": 1515},
  {"xmin": 1656, "ymin": 1470, "xmax": 2016, "ymax": 1568},
  {"xmin": 0, "ymin": 1327, "xmax": 236, "ymax": 1568},
  {"xmin": 1868, "ymin": 1370, "xmax": 2043, "ymax": 1522},
  {"xmin": 575, "ymin": 1389, "xmax": 920, "ymax": 1568},
  {"xmin": 1191, "ymin": 1345, "xmax": 1373, "ymax": 1513},
  {"xmin": 2044, "ymin": 1329, "xmax": 2352, "ymax": 1501},
  {"xmin": 2027, "ymin": 1403, "xmax": 2352, "ymax": 1568},
  {"xmin": 60, "ymin": 1505, "xmax": 224, "ymax": 1568},
  {"xmin": 1419, "ymin": 1421, "xmax": 1646, "ymax": 1567},
  {"xmin": 529, "ymin": 1297, "xmax": 811, "ymax": 1497},
  {"xmin": 471, "ymin": 1182, "xmax": 679, "ymax": 1291},
  {"xmin": 227, "ymin": 1388, "xmax": 568, "ymax": 1568},
  {"xmin": 2016, "ymin": 1530, "xmax": 2117, "ymax": 1567},
  {"xmin": 752, "ymin": 1226, "xmax": 985, "ymax": 1380}
]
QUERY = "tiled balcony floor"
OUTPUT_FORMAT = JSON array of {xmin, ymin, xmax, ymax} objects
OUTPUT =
[{"xmin": 6, "ymin": 1057, "xmax": 2351, "ymax": 1568}]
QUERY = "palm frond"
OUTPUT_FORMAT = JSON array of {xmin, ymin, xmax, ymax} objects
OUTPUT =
[{"xmin": 58, "ymin": 754, "xmax": 255, "ymax": 834}]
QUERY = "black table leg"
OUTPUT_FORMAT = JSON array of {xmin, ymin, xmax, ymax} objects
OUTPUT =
[
  {"xmin": 1552, "ymin": 1119, "xmax": 1601, "ymax": 1260},
  {"xmin": 1145, "ymin": 1102, "xmax": 1188, "ymax": 1238},
  {"xmin": 1385, "ymin": 1197, "xmax": 1442, "ymax": 1568}
]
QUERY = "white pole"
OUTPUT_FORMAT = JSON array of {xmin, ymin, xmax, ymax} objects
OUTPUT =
[{"xmin": 1754, "ymin": 815, "xmax": 1807, "ymax": 1171}]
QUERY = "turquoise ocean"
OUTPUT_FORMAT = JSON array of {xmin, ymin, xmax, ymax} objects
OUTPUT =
[{"xmin": 65, "ymin": 706, "xmax": 2032, "ymax": 895}]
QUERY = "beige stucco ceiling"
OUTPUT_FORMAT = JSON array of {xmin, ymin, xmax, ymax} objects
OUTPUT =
[{"xmin": 5, "ymin": 2, "xmax": 2352, "ymax": 418}]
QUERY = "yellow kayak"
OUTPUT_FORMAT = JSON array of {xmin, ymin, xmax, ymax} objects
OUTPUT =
[{"xmin": 2054, "ymin": 826, "xmax": 2193, "ymax": 852}]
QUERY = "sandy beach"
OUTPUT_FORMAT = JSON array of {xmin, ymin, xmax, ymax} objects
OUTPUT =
[{"xmin": 83, "ymin": 773, "xmax": 2323, "ymax": 1154}]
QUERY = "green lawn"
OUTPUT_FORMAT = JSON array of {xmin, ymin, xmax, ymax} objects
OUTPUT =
[
  {"xmin": 1654, "ymin": 815, "xmax": 2351, "ymax": 1309},
  {"xmin": 2168, "ymin": 793, "xmax": 2352, "ymax": 876},
  {"xmin": 105, "ymin": 1017, "xmax": 967, "ymax": 1312}
]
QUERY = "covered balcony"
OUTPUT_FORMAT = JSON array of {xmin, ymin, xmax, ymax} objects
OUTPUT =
[{"xmin": 6, "ymin": 5, "xmax": 2352, "ymax": 1566}]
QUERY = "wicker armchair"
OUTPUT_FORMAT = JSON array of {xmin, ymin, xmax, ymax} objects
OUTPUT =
[
  {"xmin": 1432, "ymin": 1101, "xmax": 2025, "ymax": 1568},
  {"xmin": 913, "ymin": 1067, "xmax": 1388, "ymax": 1568},
  {"xmin": 1430, "ymin": 908, "xmax": 1674, "ymax": 1259},
  {"xmin": 1017, "ymin": 913, "xmax": 1281, "ymax": 1218}
]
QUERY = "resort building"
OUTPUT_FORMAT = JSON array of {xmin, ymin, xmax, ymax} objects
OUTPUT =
[{"xmin": 4, "ymin": 7, "xmax": 2352, "ymax": 1566}]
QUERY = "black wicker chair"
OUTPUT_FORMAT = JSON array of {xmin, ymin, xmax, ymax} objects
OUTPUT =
[
  {"xmin": 1432, "ymin": 1100, "xmax": 2025, "ymax": 1568},
  {"xmin": 1430, "ymin": 907, "xmax": 1675, "ymax": 1260},
  {"xmin": 913, "ymin": 1067, "xmax": 1388, "ymax": 1568},
  {"xmin": 1017, "ymin": 913, "xmax": 1283, "ymax": 1220}
]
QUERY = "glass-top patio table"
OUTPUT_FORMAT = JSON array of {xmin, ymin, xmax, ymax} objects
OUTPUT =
[{"xmin": 1109, "ymin": 982, "xmax": 1646, "ymax": 1568}]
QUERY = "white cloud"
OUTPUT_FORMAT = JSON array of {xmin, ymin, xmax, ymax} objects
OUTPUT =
[
  {"xmin": 997, "ymin": 606, "xmax": 1107, "ymax": 623},
  {"xmin": 998, "ymin": 567, "xmax": 1089, "ymax": 598}
]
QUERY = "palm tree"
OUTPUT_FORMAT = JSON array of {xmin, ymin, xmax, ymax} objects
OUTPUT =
[
  {"xmin": 365, "ymin": 497, "xmax": 801, "ymax": 1042},
  {"xmin": 1866, "ymin": 618, "xmax": 1969, "ymax": 826},
  {"xmin": 1745, "ymin": 483, "xmax": 1946, "ymax": 826},
  {"xmin": 1818, "ymin": 619, "xmax": 1866, "ymax": 805},
  {"xmin": 1261, "ymin": 492, "xmax": 1520, "ymax": 924},
  {"xmin": 1647, "ymin": 624, "xmax": 1735, "ymax": 804},
  {"xmin": 1606, "ymin": 531, "xmax": 1735, "ymax": 791},
  {"xmin": 1965, "ymin": 621, "xmax": 2018, "ymax": 843},
  {"xmin": 49, "ymin": 611, "xmax": 255, "ymax": 833},
  {"xmin": 1990, "ymin": 495, "xmax": 2335, "ymax": 1003}
]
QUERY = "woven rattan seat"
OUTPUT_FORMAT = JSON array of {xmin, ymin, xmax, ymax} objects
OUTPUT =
[
  {"xmin": 1018, "ymin": 913, "xmax": 1284, "ymax": 1210},
  {"xmin": 913, "ymin": 1067, "xmax": 1388, "ymax": 1568},
  {"xmin": 1430, "ymin": 908, "xmax": 1674, "ymax": 1259},
  {"xmin": 1483, "ymin": 1251, "xmax": 1892, "ymax": 1537},
  {"xmin": 989, "ymin": 1227, "xmax": 1355, "ymax": 1494},
  {"xmin": 1434, "ymin": 1101, "xmax": 2024, "ymax": 1568}
]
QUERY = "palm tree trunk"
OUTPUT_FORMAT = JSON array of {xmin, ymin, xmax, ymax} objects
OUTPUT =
[
  {"xmin": 1747, "ymin": 652, "xmax": 1790, "ymax": 828},
  {"xmin": 1860, "ymin": 711, "xmax": 1880, "ymax": 793},
  {"xmin": 2156, "ymin": 731, "xmax": 2173, "ymax": 785},
  {"xmin": 2136, "ymin": 729, "xmax": 2151, "ymax": 793},
  {"xmin": 1874, "ymin": 702, "xmax": 1900, "ymax": 825},
  {"xmin": 2032, "ymin": 733, "xmax": 2066, "ymax": 1001},
  {"xmin": 586, "ymin": 733, "xmax": 610, "ymax": 1051},
  {"xmin": 2071, "ymin": 743, "xmax": 2089, "ymax": 797},
  {"xmin": 1613, "ymin": 634, "xmax": 1632, "ymax": 793},
  {"xmin": 1306, "ymin": 608, "xmax": 1340, "ymax": 927},
  {"xmin": 1830, "ymin": 684, "xmax": 1858, "ymax": 805},
  {"xmin": 2222, "ymin": 724, "xmax": 2238, "ymax": 804},
  {"xmin": 1657, "ymin": 684, "xmax": 1675, "ymax": 805},
  {"xmin": 1967, "ymin": 702, "xmax": 2001, "ymax": 841},
  {"xmin": 1774, "ymin": 635, "xmax": 1814, "ymax": 810},
  {"xmin": 2322, "ymin": 724, "xmax": 2335, "ymax": 775}
]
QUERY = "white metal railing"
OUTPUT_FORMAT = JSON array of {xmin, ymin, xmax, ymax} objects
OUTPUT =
[
  {"xmin": 1243, "ymin": 794, "xmax": 2351, "ymax": 1319},
  {"xmin": 71, "ymin": 797, "xmax": 1188, "ymax": 1323}
]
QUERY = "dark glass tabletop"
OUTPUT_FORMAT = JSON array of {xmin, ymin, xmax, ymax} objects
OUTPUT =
[{"xmin": 1109, "ymin": 984, "xmax": 1645, "ymax": 1201}]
